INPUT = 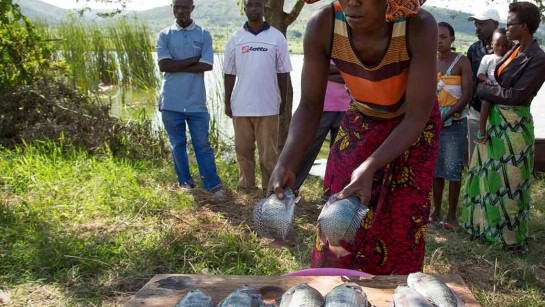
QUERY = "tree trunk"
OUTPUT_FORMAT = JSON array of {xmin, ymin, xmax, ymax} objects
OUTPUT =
[{"xmin": 264, "ymin": 0, "xmax": 305, "ymax": 152}]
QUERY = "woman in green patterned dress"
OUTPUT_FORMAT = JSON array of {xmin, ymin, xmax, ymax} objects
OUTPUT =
[{"xmin": 462, "ymin": 2, "xmax": 545, "ymax": 254}]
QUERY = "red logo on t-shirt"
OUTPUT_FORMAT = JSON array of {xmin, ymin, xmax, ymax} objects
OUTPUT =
[{"xmin": 242, "ymin": 45, "xmax": 268, "ymax": 53}]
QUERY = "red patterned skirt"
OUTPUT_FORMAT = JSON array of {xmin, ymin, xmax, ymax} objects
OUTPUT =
[{"xmin": 311, "ymin": 103, "xmax": 441, "ymax": 275}]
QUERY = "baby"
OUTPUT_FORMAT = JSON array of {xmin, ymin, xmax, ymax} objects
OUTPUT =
[{"xmin": 475, "ymin": 28, "xmax": 511, "ymax": 143}]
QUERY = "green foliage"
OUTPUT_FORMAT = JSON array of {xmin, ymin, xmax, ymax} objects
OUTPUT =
[
  {"xmin": 106, "ymin": 18, "xmax": 159, "ymax": 90},
  {"xmin": 0, "ymin": 72, "xmax": 168, "ymax": 160},
  {"xmin": 0, "ymin": 0, "xmax": 53, "ymax": 89},
  {"xmin": 1, "ymin": 141, "xmax": 545, "ymax": 305},
  {"xmin": 20, "ymin": 1, "xmax": 545, "ymax": 55},
  {"xmin": 536, "ymin": 0, "xmax": 545, "ymax": 22},
  {"xmin": 0, "ymin": 141, "xmax": 301, "ymax": 304},
  {"xmin": 45, "ymin": 17, "xmax": 158, "ymax": 92}
]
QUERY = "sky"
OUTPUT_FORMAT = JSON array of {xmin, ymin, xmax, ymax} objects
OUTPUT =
[{"xmin": 39, "ymin": 0, "xmax": 520, "ymax": 20}]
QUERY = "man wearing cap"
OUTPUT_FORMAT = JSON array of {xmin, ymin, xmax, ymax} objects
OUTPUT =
[{"xmin": 466, "ymin": 8, "xmax": 500, "ymax": 161}]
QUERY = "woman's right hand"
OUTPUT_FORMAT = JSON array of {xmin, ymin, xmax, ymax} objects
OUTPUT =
[
  {"xmin": 337, "ymin": 162, "xmax": 375, "ymax": 205},
  {"xmin": 268, "ymin": 165, "xmax": 296, "ymax": 200}
]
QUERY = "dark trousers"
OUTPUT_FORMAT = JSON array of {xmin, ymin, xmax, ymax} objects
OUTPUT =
[{"xmin": 295, "ymin": 111, "xmax": 345, "ymax": 189}]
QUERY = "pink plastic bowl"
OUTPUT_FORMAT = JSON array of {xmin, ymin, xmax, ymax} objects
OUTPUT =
[{"xmin": 282, "ymin": 268, "xmax": 373, "ymax": 277}]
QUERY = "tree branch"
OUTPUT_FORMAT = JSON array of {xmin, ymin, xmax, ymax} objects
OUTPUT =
[{"xmin": 286, "ymin": 0, "xmax": 305, "ymax": 26}]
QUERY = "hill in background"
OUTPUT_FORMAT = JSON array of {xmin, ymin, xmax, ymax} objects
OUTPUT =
[
  {"xmin": 14, "ymin": 0, "xmax": 68, "ymax": 22},
  {"xmin": 16, "ymin": 0, "xmax": 544, "ymax": 53},
  {"xmin": 14, "ymin": 0, "xmax": 118, "ymax": 22}
]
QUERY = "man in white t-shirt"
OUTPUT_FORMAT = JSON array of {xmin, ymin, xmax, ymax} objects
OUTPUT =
[{"xmin": 223, "ymin": 0, "xmax": 292, "ymax": 193}]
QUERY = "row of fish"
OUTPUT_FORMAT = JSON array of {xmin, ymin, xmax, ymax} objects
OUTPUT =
[
  {"xmin": 281, "ymin": 282, "xmax": 367, "ymax": 307},
  {"xmin": 393, "ymin": 272, "xmax": 466, "ymax": 307},
  {"xmin": 175, "ymin": 272, "xmax": 466, "ymax": 307},
  {"xmin": 175, "ymin": 282, "xmax": 368, "ymax": 307}
]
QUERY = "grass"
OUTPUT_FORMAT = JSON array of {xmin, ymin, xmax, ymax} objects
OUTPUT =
[
  {"xmin": 6, "ymin": 6, "xmax": 543, "ymax": 305},
  {"xmin": 42, "ymin": 18, "xmax": 159, "ymax": 93},
  {"xmin": 0, "ymin": 141, "xmax": 301, "ymax": 305},
  {"xmin": 423, "ymin": 172, "xmax": 545, "ymax": 306},
  {"xmin": 1, "ymin": 140, "xmax": 544, "ymax": 306}
]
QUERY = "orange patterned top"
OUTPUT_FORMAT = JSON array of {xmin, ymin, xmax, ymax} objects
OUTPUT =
[{"xmin": 330, "ymin": 1, "xmax": 411, "ymax": 119}]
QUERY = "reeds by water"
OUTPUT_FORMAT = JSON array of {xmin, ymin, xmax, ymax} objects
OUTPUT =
[
  {"xmin": 107, "ymin": 18, "xmax": 158, "ymax": 91},
  {"xmin": 42, "ymin": 17, "xmax": 158, "ymax": 93},
  {"xmin": 38, "ymin": 19, "xmax": 233, "ymax": 150}
]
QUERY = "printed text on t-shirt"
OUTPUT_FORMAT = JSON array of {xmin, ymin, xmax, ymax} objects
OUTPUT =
[{"xmin": 242, "ymin": 45, "xmax": 269, "ymax": 53}]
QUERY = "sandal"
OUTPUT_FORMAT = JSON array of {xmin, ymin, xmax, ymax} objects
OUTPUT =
[
  {"xmin": 474, "ymin": 133, "xmax": 488, "ymax": 144},
  {"xmin": 428, "ymin": 216, "xmax": 438, "ymax": 223},
  {"xmin": 540, "ymin": 262, "xmax": 545, "ymax": 271},
  {"xmin": 439, "ymin": 221, "xmax": 454, "ymax": 230}
]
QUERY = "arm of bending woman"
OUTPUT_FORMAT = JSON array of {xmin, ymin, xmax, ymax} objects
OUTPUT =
[
  {"xmin": 268, "ymin": 7, "xmax": 333, "ymax": 198},
  {"xmin": 337, "ymin": 10, "xmax": 438, "ymax": 204}
]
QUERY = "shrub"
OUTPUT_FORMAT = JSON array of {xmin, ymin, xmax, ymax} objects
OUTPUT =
[
  {"xmin": 0, "ymin": 0, "xmax": 53, "ymax": 89},
  {"xmin": 0, "ymin": 73, "xmax": 168, "ymax": 160}
]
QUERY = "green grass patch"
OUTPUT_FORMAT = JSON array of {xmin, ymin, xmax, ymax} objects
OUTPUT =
[
  {"xmin": 0, "ymin": 142, "xmax": 305, "ymax": 305},
  {"xmin": 1, "ymin": 142, "xmax": 545, "ymax": 306}
]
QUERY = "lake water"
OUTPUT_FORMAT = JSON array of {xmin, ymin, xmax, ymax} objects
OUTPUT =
[{"xmin": 110, "ymin": 54, "xmax": 545, "ymax": 139}]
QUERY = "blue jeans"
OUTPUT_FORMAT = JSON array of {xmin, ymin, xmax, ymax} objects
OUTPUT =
[{"xmin": 161, "ymin": 110, "xmax": 222, "ymax": 192}]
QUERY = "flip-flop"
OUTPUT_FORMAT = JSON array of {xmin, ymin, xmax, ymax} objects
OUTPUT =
[
  {"xmin": 474, "ymin": 133, "xmax": 488, "ymax": 144},
  {"xmin": 439, "ymin": 221, "xmax": 454, "ymax": 230}
]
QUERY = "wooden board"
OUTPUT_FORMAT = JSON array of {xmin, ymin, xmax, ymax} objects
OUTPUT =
[{"xmin": 125, "ymin": 274, "xmax": 480, "ymax": 306}]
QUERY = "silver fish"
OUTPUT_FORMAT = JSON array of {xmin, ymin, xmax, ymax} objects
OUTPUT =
[
  {"xmin": 279, "ymin": 283, "xmax": 324, "ymax": 307},
  {"xmin": 325, "ymin": 282, "xmax": 367, "ymax": 306},
  {"xmin": 219, "ymin": 285, "xmax": 266, "ymax": 307},
  {"xmin": 175, "ymin": 289, "xmax": 214, "ymax": 307},
  {"xmin": 392, "ymin": 286, "xmax": 434, "ymax": 307},
  {"xmin": 407, "ymin": 272, "xmax": 466, "ymax": 307},
  {"xmin": 318, "ymin": 195, "xmax": 369, "ymax": 246},
  {"xmin": 253, "ymin": 188, "xmax": 297, "ymax": 241}
]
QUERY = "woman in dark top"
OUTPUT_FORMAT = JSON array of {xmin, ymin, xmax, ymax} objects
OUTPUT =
[{"xmin": 462, "ymin": 2, "xmax": 545, "ymax": 255}]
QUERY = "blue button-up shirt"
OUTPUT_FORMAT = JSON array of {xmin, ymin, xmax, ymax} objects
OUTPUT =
[{"xmin": 156, "ymin": 21, "xmax": 213, "ymax": 112}]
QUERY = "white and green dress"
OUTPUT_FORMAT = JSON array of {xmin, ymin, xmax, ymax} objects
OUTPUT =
[{"xmin": 462, "ymin": 105, "xmax": 534, "ymax": 246}]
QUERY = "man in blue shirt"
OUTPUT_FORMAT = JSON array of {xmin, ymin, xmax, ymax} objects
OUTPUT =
[{"xmin": 156, "ymin": 0, "xmax": 225, "ymax": 201}]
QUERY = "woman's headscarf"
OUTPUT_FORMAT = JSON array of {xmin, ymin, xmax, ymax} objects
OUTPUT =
[{"xmin": 303, "ymin": 0, "xmax": 426, "ymax": 22}]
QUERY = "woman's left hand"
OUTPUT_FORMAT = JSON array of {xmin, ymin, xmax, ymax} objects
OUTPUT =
[{"xmin": 337, "ymin": 163, "xmax": 375, "ymax": 205}]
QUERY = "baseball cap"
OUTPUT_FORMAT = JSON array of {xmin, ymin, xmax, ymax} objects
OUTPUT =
[{"xmin": 468, "ymin": 8, "xmax": 500, "ymax": 22}]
